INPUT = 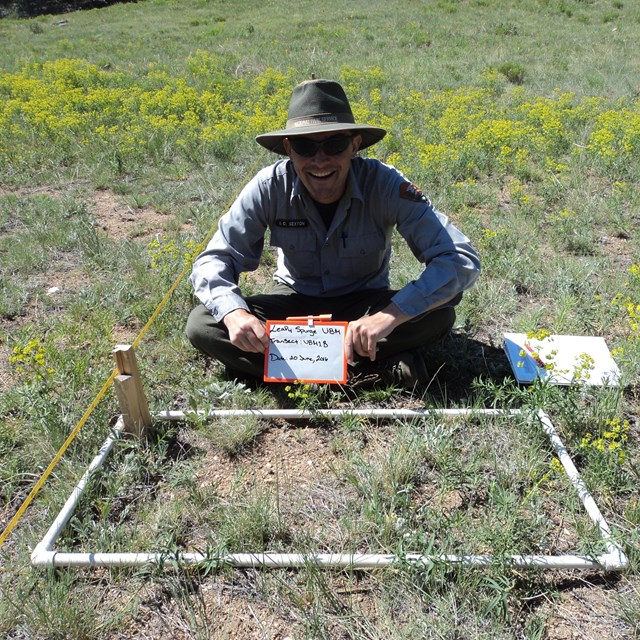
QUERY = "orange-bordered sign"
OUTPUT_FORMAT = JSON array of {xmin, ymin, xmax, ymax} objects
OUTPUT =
[{"xmin": 264, "ymin": 316, "xmax": 348, "ymax": 384}]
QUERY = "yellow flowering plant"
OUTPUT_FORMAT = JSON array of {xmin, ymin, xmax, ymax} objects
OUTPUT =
[
  {"xmin": 2, "ymin": 59, "xmax": 638, "ymax": 185},
  {"xmin": 612, "ymin": 265, "xmax": 640, "ymax": 340},
  {"xmin": 580, "ymin": 417, "xmax": 629, "ymax": 466},
  {"xmin": 147, "ymin": 235, "xmax": 201, "ymax": 283},
  {"xmin": 8, "ymin": 338, "xmax": 55, "ymax": 384}
]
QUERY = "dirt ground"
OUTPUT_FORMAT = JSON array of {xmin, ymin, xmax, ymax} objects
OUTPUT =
[{"xmin": 2, "ymin": 186, "xmax": 637, "ymax": 639}]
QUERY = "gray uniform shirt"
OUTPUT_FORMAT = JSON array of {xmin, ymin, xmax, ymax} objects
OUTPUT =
[{"xmin": 190, "ymin": 157, "xmax": 480, "ymax": 323}]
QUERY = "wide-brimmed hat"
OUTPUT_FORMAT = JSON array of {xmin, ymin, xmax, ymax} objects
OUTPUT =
[{"xmin": 255, "ymin": 79, "xmax": 387, "ymax": 155}]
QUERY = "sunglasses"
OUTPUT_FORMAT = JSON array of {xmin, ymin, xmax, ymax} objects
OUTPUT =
[{"xmin": 288, "ymin": 135, "xmax": 354, "ymax": 158}]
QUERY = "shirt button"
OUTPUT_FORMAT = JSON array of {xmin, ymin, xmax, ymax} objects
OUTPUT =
[{"xmin": 360, "ymin": 249, "xmax": 366, "ymax": 255}]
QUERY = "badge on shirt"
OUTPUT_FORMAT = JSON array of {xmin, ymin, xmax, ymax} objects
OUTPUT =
[
  {"xmin": 399, "ymin": 181, "xmax": 430, "ymax": 204},
  {"xmin": 276, "ymin": 219, "xmax": 309, "ymax": 228}
]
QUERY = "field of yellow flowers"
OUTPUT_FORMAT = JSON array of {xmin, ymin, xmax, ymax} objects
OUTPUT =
[{"xmin": 1, "ymin": 56, "xmax": 638, "ymax": 183}]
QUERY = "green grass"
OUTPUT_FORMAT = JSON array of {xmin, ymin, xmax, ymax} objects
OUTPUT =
[{"xmin": 1, "ymin": 0, "xmax": 640, "ymax": 637}]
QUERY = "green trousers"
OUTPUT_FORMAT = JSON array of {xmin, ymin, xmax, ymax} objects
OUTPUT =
[{"xmin": 186, "ymin": 283, "xmax": 455, "ymax": 379}]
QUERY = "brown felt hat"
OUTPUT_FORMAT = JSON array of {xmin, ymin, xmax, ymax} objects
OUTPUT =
[{"xmin": 255, "ymin": 79, "xmax": 387, "ymax": 155}]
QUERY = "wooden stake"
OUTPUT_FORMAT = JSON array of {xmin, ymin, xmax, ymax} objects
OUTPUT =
[{"xmin": 113, "ymin": 344, "xmax": 152, "ymax": 438}]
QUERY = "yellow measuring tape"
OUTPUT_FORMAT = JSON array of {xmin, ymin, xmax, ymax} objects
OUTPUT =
[{"xmin": 0, "ymin": 155, "xmax": 264, "ymax": 548}]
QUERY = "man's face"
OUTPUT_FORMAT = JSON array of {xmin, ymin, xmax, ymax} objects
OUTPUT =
[{"xmin": 283, "ymin": 131, "xmax": 362, "ymax": 204}]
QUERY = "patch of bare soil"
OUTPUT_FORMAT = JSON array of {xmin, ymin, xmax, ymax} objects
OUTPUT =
[
  {"xmin": 0, "ymin": 339, "xmax": 13, "ymax": 390},
  {"xmin": 0, "ymin": 185, "xmax": 184, "ymax": 390},
  {"xmin": 1, "ymin": 185, "xmax": 177, "ymax": 243},
  {"xmin": 195, "ymin": 423, "xmax": 337, "ymax": 500},
  {"xmin": 89, "ymin": 189, "xmax": 173, "ymax": 243},
  {"xmin": 598, "ymin": 234, "xmax": 635, "ymax": 271},
  {"xmin": 538, "ymin": 575, "xmax": 633, "ymax": 640},
  {"xmin": 118, "ymin": 578, "xmax": 305, "ymax": 640}
]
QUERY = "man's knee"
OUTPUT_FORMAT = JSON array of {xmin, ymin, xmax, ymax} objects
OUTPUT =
[
  {"xmin": 185, "ymin": 305, "xmax": 203, "ymax": 342},
  {"xmin": 425, "ymin": 306, "xmax": 455, "ymax": 343},
  {"xmin": 185, "ymin": 305, "xmax": 224, "ymax": 354},
  {"xmin": 405, "ymin": 305, "xmax": 455, "ymax": 346}
]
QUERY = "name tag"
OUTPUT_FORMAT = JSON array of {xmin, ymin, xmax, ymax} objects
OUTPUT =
[{"xmin": 275, "ymin": 219, "xmax": 308, "ymax": 228}]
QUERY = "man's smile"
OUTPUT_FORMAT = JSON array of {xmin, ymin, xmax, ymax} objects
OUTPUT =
[
  {"xmin": 308, "ymin": 170, "xmax": 335, "ymax": 179},
  {"xmin": 283, "ymin": 132, "xmax": 361, "ymax": 204}
]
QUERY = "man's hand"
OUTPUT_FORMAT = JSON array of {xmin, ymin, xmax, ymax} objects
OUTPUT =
[
  {"xmin": 346, "ymin": 303, "xmax": 412, "ymax": 363},
  {"xmin": 223, "ymin": 309, "xmax": 269, "ymax": 353}
]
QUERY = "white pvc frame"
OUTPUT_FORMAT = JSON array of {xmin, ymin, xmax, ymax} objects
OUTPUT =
[{"xmin": 31, "ymin": 408, "xmax": 628, "ymax": 571}]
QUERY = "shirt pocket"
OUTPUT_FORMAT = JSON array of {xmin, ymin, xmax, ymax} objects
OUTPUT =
[
  {"xmin": 337, "ymin": 231, "xmax": 387, "ymax": 278},
  {"xmin": 269, "ymin": 227, "xmax": 318, "ymax": 278}
]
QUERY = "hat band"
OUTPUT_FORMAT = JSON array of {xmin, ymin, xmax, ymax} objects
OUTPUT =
[{"xmin": 286, "ymin": 112, "xmax": 355, "ymax": 129}]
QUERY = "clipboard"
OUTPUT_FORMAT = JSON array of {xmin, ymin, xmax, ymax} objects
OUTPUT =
[
  {"xmin": 503, "ymin": 332, "xmax": 621, "ymax": 386},
  {"xmin": 264, "ymin": 316, "xmax": 348, "ymax": 384}
]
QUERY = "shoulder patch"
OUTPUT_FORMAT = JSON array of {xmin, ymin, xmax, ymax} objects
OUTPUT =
[
  {"xmin": 275, "ymin": 219, "xmax": 308, "ymax": 228},
  {"xmin": 399, "ymin": 181, "xmax": 430, "ymax": 205}
]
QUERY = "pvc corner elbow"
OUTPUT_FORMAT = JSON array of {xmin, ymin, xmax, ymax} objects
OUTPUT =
[{"xmin": 30, "ymin": 546, "xmax": 56, "ymax": 568}]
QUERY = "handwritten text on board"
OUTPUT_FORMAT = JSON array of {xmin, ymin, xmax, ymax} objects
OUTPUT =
[{"xmin": 264, "ymin": 321, "xmax": 348, "ymax": 383}]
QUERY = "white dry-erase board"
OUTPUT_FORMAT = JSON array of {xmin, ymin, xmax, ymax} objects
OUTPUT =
[
  {"xmin": 264, "ymin": 320, "xmax": 348, "ymax": 384},
  {"xmin": 503, "ymin": 333, "xmax": 621, "ymax": 386}
]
